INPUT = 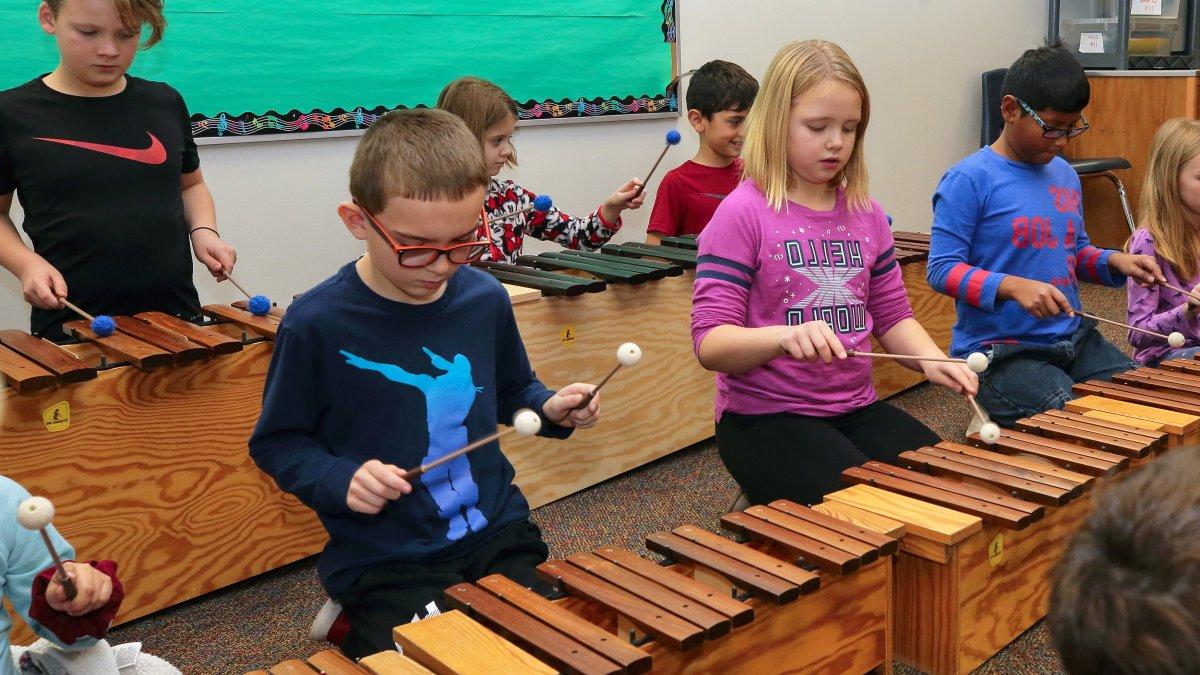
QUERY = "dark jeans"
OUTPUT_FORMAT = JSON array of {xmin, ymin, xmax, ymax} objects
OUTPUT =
[
  {"xmin": 1154, "ymin": 345, "xmax": 1200, "ymax": 365},
  {"xmin": 715, "ymin": 401, "xmax": 940, "ymax": 507},
  {"xmin": 976, "ymin": 319, "xmax": 1135, "ymax": 428},
  {"xmin": 337, "ymin": 519, "xmax": 552, "ymax": 659}
]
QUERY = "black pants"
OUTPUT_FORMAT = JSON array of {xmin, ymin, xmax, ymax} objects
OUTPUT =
[
  {"xmin": 338, "ymin": 519, "xmax": 552, "ymax": 659},
  {"xmin": 716, "ymin": 401, "xmax": 940, "ymax": 507}
]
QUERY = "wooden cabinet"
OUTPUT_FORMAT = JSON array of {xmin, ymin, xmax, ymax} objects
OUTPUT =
[{"xmin": 1066, "ymin": 71, "xmax": 1200, "ymax": 249}]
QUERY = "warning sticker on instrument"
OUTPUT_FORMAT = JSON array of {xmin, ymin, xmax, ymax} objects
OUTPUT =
[
  {"xmin": 988, "ymin": 533, "xmax": 1004, "ymax": 566},
  {"xmin": 560, "ymin": 324, "xmax": 576, "ymax": 347},
  {"xmin": 42, "ymin": 401, "xmax": 70, "ymax": 432}
]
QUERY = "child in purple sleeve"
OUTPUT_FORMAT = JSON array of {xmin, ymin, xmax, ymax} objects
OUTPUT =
[
  {"xmin": 928, "ymin": 43, "xmax": 1162, "ymax": 427},
  {"xmin": 1127, "ymin": 118, "xmax": 1200, "ymax": 365},
  {"xmin": 691, "ymin": 40, "xmax": 978, "ymax": 507}
]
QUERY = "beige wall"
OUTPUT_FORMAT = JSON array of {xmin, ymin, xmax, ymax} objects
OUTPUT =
[{"xmin": 0, "ymin": 1, "xmax": 1046, "ymax": 328}]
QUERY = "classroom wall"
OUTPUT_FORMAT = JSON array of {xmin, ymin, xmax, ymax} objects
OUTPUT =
[{"xmin": 0, "ymin": 1, "xmax": 1046, "ymax": 328}]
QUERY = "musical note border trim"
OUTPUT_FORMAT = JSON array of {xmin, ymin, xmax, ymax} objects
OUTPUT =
[{"xmin": 188, "ymin": 3, "xmax": 677, "ymax": 139}]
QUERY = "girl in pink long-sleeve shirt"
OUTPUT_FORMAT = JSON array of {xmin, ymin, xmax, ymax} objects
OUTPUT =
[{"xmin": 692, "ymin": 40, "xmax": 977, "ymax": 506}]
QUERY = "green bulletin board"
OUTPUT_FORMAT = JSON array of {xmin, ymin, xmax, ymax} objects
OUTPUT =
[{"xmin": 1, "ymin": 0, "xmax": 677, "ymax": 139}]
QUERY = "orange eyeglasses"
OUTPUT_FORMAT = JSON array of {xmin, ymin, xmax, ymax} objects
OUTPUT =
[{"xmin": 356, "ymin": 202, "xmax": 491, "ymax": 268}]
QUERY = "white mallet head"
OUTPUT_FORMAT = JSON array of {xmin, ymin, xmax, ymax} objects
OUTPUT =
[
  {"xmin": 513, "ymin": 408, "xmax": 542, "ymax": 436},
  {"xmin": 979, "ymin": 422, "xmax": 1001, "ymax": 445},
  {"xmin": 16, "ymin": 496, "xmax": 54, "ymax": 530},
  {"xmin": 617, "ymin": 342, "xmax": 642, "ymax": 367},
  {"xmin": 966, "ymin": 352, "xmax": 988, "ymax": 374},
  {"xmin": 1169, "ymin": 332, "xmax": 1186, "ymax": 348}
]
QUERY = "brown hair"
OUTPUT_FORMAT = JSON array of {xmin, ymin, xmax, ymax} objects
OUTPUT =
[
  {"xmin": 1136, "ymin": 118, "xmax": 1200, "ymax": 279},
  {"xmin": 742, "ymin": 40, "xmax": 871, "ymax": 212},
  {"xmin": 45, "ymin": 0, "xmax": 167, "ymax": 49},
  {"xmin": 436, "ymin": 76, "xmax": 519, "ymax": 168},
  {"xmin": 348, "ymin": 108, "xmax": 489, "ymax": 213},
  {"xmin": 1049, "ymin": 446, "xmax": 1200, "ymax": 674}
]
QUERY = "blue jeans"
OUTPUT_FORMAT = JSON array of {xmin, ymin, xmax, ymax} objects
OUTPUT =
[
  {"xmin": 975, "ymin": 319, "xmax": 1135, "ymax": 427},
  {"xmin": 1153, "ymin": 345, "xmax": 1200, "ymax": 365}
]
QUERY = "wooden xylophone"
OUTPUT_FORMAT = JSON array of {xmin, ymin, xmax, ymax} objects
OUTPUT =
[
  {"xmin": 1065, "ymin": 359, "xmax": 1200, "ymax": 446},
  {"xmin": 820, "ymin": 409, "xmax": 1162, "ymax": 674},
  {"xmin": 249, "ymin": 499, "xmax": 900, "ymax": 674},
  {"xmin": 477, "ymin": 239, "xmax": 716, "ymax": 508},
  {"xmin": 0, "ymin": 303, "xmax": 325, "ymax": 640}
]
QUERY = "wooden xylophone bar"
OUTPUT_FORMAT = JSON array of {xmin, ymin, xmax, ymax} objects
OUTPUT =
[
  {"xmin": 250, "ymin": 499, "xmax": 900, "ymax": 674},
  {"xmin": 821, "ymin": 407, "xmax": 1158, "ymax": 674},
  {"xmin": 1064, "ymin": 362, "xmax": 1200, "ymax": 446},
  {"xmin": 474, "ymin": 259, "xmax": 608, "ymax": 295}
]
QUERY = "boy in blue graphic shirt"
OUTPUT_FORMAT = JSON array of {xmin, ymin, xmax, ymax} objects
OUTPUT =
[
  {"xmin": 927, "ymin": 43, "xmax": 1162, "ymax": 426},
  {"xmin": 249, "ymin": 109, "xmax": 600, "ymax": 658}
]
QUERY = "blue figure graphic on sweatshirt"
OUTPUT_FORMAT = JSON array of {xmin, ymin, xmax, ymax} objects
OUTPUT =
[{"xmin": 339, "ymin": 347, "xmax": 487, "ymax": 542}]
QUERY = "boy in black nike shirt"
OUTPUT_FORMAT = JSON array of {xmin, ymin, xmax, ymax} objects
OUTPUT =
[
  {"xmin": 0, "ymin": 0, "xmax": 236, "ymax": 340},
  {"xmin": 249, "ymin": 108, "xmax": 601, "ymax": 658}
]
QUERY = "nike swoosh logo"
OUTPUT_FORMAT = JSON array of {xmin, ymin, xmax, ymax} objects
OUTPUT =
[{"xmin": 34, "ymin": 132, "xmax": 167, "ymax": 165}]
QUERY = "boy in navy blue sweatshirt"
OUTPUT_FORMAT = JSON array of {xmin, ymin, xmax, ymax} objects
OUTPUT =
[
  {"xmin": 249, "ymin": 109, "xmax": 600, "ymax": 658},
  {"xmin": 927, "ymin": 43, "xmax": 1162, "ymax": 427}
]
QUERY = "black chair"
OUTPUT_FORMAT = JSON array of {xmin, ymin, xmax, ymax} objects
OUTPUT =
[{"xmin": 981, "ymin": 68, "xmax": 1135, "ymax": 234}]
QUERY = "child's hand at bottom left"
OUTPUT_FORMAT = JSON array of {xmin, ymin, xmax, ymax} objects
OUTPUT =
[
  {"xmin": 46, "ymin": 561, "xmax": 113, "ymax": 616},
  {"xmin": 543, "ymin": 383, "xmax": 600, "ymax": 429}
]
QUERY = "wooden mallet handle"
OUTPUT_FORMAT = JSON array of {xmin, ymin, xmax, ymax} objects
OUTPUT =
[
  {"xmin": 1160, "ymin": 281, "xmax": 1200, "ymax": 305},
  {"xmin": 38, "ymin": 529, "xmax": 77, "ymax": 600},
  {"xmin": 847, "ymin": 349, "xmax": 967, "ymax": 365},
  {"xmin": 221, "ymin": 274, "xmax": 253, "ymax": 301},
  {"xmin": 965, "ymin": 394, "xmax": 990, "ymax": 425},
  {"xmin": 1074, "ymin": 310, "xmax": 1171, "ymax": 340},
  {"xmin": 59, "ymin": 299, "xmax": 95, "ymax": 323},
  {"xmin": 632, "ymin": 145, "xmax": 672, "ymax": 198},
  {"xmin": 400, "ymin": 410, "xmax": 542, "ymax": 481},
  {"xmin": 402, "ymin": 427, "xmax": 515, "ymax": 481},
  {"xmin": 576, "ymin": 363, "xmax": 621, "ymax": 410}
]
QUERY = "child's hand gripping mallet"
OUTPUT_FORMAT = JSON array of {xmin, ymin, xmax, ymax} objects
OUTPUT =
[{"xmin": 16, "ymin": 496, "xmax": 77, "ymax": 600}]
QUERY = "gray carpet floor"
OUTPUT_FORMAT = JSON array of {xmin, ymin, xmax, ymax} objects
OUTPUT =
[{"xmin": 108, "ymin": 283, "xmax": 1134, "ymax": 673}]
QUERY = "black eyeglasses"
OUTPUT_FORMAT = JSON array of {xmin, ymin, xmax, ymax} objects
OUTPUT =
[
  {"xmin": 1015, "ymin": 98, "xmax": 1089, "ymax": 139},
  {"xmin": 356, "ymin": 203, "xmax": 490, "ymax": 268}
]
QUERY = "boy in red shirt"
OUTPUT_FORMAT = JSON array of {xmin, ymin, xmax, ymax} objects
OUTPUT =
[{"xmin": 646, "ymin": 60, "xmax": 758, "ymax": 243}]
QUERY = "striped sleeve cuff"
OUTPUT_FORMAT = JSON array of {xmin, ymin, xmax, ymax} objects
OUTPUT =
[
  {"xmin": 942, "ymin": 262, "xmax": 1005, "ymax": 311},
  {"xmin": 870, "ymin": 245, "xmax": 899, "ymax": 278},
  {"xmin": 1077, "ymin": 246, "xmax": 1121, "ymax": 286},
  {"xmin": 696, "ymin": 254, "xmax": 755, "ymax": 290}
]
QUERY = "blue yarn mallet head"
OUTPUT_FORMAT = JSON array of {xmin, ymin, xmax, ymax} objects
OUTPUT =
[
  {"xmin": 533, "ymin": 194, "xmax": 553, "ymax": 212},
  {"xmin": 247, "ymin": 294, "xmax": 272, "ymax": 316},
  {"xmin": 91, "ymin": 315, "xmax": 116, "ymax": 337},
  {"xmin": 633, "ymin": 129, "xmax": 683, "ymax": 197}
]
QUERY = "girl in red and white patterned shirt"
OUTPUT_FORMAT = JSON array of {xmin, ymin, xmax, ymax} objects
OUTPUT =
[{"xmin": 437, "ymin": 77, "xmax": 644, "ymax": 263}]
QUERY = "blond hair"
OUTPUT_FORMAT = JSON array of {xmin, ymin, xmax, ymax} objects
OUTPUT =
[
  {"xmin": 742, "ymin": 40, "xmax": 871, "ymax": 212},
  {"xmin": 1138, "ymin": 118, "xmax": 1200, "ymax": 279},
  {"xmin": 349, "ymin": 109, "xmax": 489, "ymax": 213},
  {"xmin": 436, "ymin": 76, "xmax": 519, "ymax": 168},
  {"xmin": 45, "ymin": 0, "xmax": 166, "ymax": 48}
]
